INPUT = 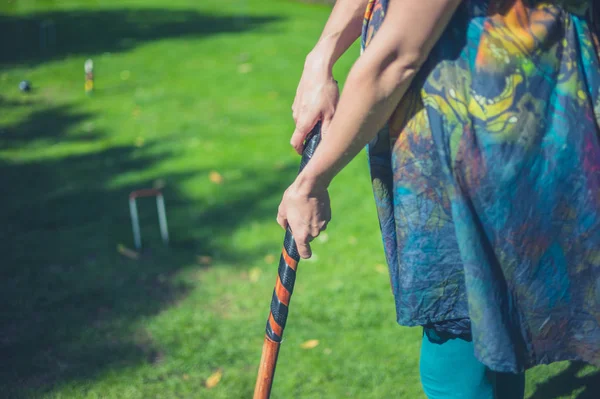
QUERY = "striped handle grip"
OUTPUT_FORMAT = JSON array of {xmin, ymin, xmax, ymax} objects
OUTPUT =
[{"xmin": 266, "ymin": 122, "xmax": 321, "ymax": 342}]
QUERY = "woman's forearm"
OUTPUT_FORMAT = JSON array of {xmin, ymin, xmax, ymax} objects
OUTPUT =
[
  {"xmin": 296, "ymin": 0, "xmax": 462, "ymax": 191},
  {"xmin": 305, "ymin": 0, "xmax": 369, "ymax": 74},
  {"xmin": 297, "ymin": 52, "xmax": 417, "ymax": 190}
]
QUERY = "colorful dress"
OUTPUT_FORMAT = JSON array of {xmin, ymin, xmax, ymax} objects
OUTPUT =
[{"xmin": 362, "ymin": 0, "xmax": 600, "ymax": 372}]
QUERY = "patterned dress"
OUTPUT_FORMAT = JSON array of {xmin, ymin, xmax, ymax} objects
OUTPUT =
[{"xmin": 362, "ymin": 0, "xmax": 600, "ymax": 372}]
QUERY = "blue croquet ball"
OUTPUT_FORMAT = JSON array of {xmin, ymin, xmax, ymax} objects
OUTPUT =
[{"xmin": 19, "ymin": 80, "xmax": 31, "ymax": 92}]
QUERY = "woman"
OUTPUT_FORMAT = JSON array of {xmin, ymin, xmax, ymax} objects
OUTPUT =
[{"xmin": 278, "ymin": 0, "xmax": 600, "ymax": 398}]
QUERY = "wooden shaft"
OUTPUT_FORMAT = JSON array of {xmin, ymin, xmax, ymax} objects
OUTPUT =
[
  {"xmin": 253, "ymin": 336, "xmax": 281, "ymax": 399},
  {"xmin": 252, "ymin": 123, "xmax": 321, "ymax": 398}
]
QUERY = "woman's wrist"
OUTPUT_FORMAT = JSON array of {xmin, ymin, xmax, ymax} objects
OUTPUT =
[
  {"xmin": 294, "ymin": 166, "xmax": 332, "ymax": 195},
  {"xmin": 306, "ymin": 40, "xmax": 338, "ymax": 75}
]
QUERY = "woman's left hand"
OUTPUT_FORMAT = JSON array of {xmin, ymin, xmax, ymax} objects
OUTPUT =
[{"xmin": 277, "ymin": 177, "xmax": 331, "ymax": 259}]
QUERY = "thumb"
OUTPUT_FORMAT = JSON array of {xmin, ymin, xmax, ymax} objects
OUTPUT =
[
  {"xmin": 291, "ymin": 117, "xmax": 317, "ymax": 155},
  {"xmin": 296, "ymin": 242, "xmax": 312, "ymax": 259}
]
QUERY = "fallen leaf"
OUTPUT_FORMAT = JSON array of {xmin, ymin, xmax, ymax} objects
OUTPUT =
[
  {"xmin": 300, "ymin": 339, "xmax": 319, "ymax": 349},
  {"xmin": 205, "ymin": 369, "xmax": 223, "ymax": 388},
  {"xmin": 117, "ymin": 244, "xmax": 139, "ymax": 260},
  {"xmin": 237, "ymin": 63, "xmax": 252, "ymax": 74},
  {"xmin": 197, "ymin": 255, "xmax": 212, "ymax": 265},
  {"xmin": 249, "ymin": 267, "xmax": 261, "ymax": 283},
  {"xmin": 264, "ymin": 254, "xmax": 276, "ymax": 264},
  {"xmin": 375, "ymin": 264, "xmax": 387, "ymax": 274},
  {"xmin": 323, "ymin": 348, "xmax": 332, "ymax": 355},
  {"xmin": 209, "ymin": 171, "xmax": 223, "ymax": 184},
  {"xmin": 182, "ymin": 373, "xmax": 190, "ymax": 381}
]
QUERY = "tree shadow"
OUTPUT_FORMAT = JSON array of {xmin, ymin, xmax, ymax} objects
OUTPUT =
[
  {"xmin": 529, "ymin": 362, "xmax": 600, "ymax": 399},
  {"xmin": 0, "ymin": 105, "xmax": 93, "ymax": 147},
  {"xmin": 0, "ymin": 95, "xmax": 35, "ymax": 108},
  {"xmin": 0, "ymin": 103, "xmax": 297, "ymax": 396},
  {"xmin": 0, "ymin": 8, "xmax": 283, "ymax": 67}
]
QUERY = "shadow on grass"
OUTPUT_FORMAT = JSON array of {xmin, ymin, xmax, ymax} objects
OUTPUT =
[
  {"xmin": 0, "ymin": 103, "xmax": 297, "ymax": 396},
  {"xmin": 0, "ymin": 8, "xmax": 283, "ymax": 67},
  {"xmin": 0, "ymin": 95, "xmax": 35, "ymax": 108},
  {"xmin": 529, "ymin": 362, "xmax": 600, "ymax": 399},
  {"xmin": 0, "ymin": 105, "xmax": 93, "ymax": 148}
]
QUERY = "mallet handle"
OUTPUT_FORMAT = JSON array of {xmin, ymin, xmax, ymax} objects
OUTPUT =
[{"xmin": 253, "ymin": 123, "xmax": 321, "ymax": 399}]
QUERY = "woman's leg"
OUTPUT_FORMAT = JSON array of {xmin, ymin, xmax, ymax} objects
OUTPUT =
[{"xmin": 419, "ymin": 328, "xmax": 525, "ymax": 399}]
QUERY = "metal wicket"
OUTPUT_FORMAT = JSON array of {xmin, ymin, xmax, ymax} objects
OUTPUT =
[{"xmin": 129, "ymin": 189, "xmax": 170, "ymax": 250}]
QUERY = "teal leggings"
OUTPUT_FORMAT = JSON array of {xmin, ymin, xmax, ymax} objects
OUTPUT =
[{"xmin": 420, "ymin": 329, "xmax": 525, "ymax": 399}]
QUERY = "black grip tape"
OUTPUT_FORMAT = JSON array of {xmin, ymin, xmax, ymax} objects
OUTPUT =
[
  {"xmin": 298, "ymin": 122, "xmax": 322, "ymax": 173},
  {"xmin": 270, "ymin": 291, "xmax": 289, "ymax": 324},
  {"xmin": 266, "ymin": 320, "xmax": 282, "ymax": 342},
  {"xmin": 283, "ymin": 229, "xmax": 300, "ymax": 262},
  {"xmin": 278, "ymin": 255, "xmax": 296, "ymax": 294},
  {"xmin": 264, "ymin": 123, "xmax": 321, "ymax": 342}
]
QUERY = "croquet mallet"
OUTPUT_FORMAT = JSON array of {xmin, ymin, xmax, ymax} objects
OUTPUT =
[{"xmin": 253, "ymin": 122, "xmax": 322, "ymax": 399}]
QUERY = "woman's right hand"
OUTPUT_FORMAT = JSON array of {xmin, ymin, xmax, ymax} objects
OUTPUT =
[{"xmin": 290, "ymin": 57, "xmax": 339, "ymax": 154}]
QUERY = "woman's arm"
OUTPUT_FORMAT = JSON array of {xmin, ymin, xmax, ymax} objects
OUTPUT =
[
  {"xmin": 307, "ymin": 0, "xmax": 370, "ymax": 72},
  {"xmin": 278, "ymin": 0, "xmax": 463, "ymax": 258},
  {"xmin": 291, "ymin": 0, "xmax": 369, "ymax": 153},
  {"xmin": 300, "ymin": 0, "xmax": 462, "ymax": 188}
]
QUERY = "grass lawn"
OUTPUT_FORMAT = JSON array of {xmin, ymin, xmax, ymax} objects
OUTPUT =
[{"xmin": 0, "ymin": 0, "xmax": 598, "ymax": 397}]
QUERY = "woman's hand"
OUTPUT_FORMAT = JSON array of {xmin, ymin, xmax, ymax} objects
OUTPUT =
[
  {"xmin": 289, "ymin": 0, "xmax": 367, "ymax": 153},
  {"xmin": 277, "ymin": 175, "xmax": 331, "ymax": 259},
  {"xmin": 290, "ymin": 59, "xmax": 339, "ymax": 154}
]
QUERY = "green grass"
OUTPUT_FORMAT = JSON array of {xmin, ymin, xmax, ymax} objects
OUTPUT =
[{"xmin": 0, "ymin": 0, "xmax": 598, "ymax": 398}]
